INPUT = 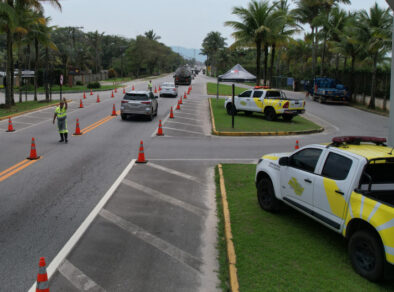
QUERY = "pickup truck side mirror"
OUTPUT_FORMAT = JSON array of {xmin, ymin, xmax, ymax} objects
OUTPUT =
[{"xmin": 279, "ymin": 157, "xmax": 289, "ymax": 166}]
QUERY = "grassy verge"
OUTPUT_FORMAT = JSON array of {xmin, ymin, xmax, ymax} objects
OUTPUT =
[
  {"xmin": 210, "ymin": 98, "xmax": 321, "ymax": 133},
  {"xmin": 0, "ymin": 100, "xmax": 59, "ymax": 118},
  {"xmin": 217, "ymin": 164, "xmax": 394, "ymax": 291},
  {"xmin": 349, "ymin": 102, "xmax": 389, "ymax": 117},
  {"xmin": 207, "ymin": 82, "xmax": 248, "ymax": 96}
]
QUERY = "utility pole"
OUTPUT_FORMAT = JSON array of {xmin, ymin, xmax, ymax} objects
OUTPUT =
[{"xmin": 386, "ymin": 1, "xmax": 394, "ymax": 145}]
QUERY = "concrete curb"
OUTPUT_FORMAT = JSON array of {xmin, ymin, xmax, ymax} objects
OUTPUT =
[
  {"xmin": 218, "ymin": 164, "xmax": 239, "ymax": 292},
  {"xmin": 208, "ymin": 98, "xmax": 324, "ymax": 136},
  {"xmin": 0, "ymin": 99, "xmax": 73, "ymax": 121}
]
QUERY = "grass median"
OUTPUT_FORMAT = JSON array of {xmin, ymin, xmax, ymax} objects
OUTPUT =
[
  {"xmin": 210, "ymin": 98, "xmax": 321, "ymax": 133},
  {"xmin": 207, "ymin": 82, "xmax": 248, "ymax": 96},
  {"xmin": 216, "ymin": 164, "xmax": 394, "ymax": 291},
  {"xmin": 0, "ymin": 100, "xmax": 59, "ymax": 119}
]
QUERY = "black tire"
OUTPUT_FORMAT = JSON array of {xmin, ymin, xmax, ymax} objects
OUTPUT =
[
  {"xmin": 264, "ymin": 107, "xmax": 277, "ymax": 121},
  {"xmin": 257, "ymin": 177, "xmax": 280, "ymax": 212},
  {"xmin": 348, "ymin": 230, "xmax": 385, "ymax": 281},
  {"xmin": 148, "ymin": 110, "xmax": 153, "ymax": 121},
  {"xmin": 121, "ymin": 114, "xmax": 127, "ymax": 120},
  {"xmin": 154, "ymin": 106, "xmax": 158, "ymax": 116},
  {"xmin": 283, "ymin": 114, "xmax": 294, "ymax": 122},
  {"xmin": 244, "ymin": 111, "xmax": 253, "ymax": 116},
  {"xmin": 226, "ymin": 103, "xmax": 237, "ymax": 116}
]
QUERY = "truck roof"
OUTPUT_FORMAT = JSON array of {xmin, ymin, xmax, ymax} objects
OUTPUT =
[{"xmin": 331, "ymin": 144, "xmax": 394, "ymax": 161}]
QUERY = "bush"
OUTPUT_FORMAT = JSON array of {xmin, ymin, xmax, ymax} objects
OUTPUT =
[
  {"xmin": 87, "ymin": 82, "xmax": 101, "ymax": 89},
  {"xmin": 76, "ymin": 80, "xmax": 83, "ymax": 86},
  {"xmin": 108, "ymin": 68, "xmax": 117, "ymax": 79}
]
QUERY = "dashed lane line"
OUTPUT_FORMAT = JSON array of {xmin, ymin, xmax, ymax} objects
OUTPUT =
[
  {"xmin": 146, "ymin": 162, "xmax": 202, "ymax": 184},
  {"xmin": 99, "ymin": 209, "xmax": 203, "ymax": 273},
  {"xmin": 163, "ymin": 127, "xmax": 206, "ymax": 136},
  {"xmin": 58, "ymin": 260, "xmax": 106, "ymax": 292},
  {"xmin": 122, "ymin": 179, "xmax": 206, "ymax": 217}
]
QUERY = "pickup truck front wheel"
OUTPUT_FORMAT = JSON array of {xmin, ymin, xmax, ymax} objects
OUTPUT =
[
  {"xmin": 348, "ymin": 230, "xmax": 384, "ymax": 281},
  {"xmin": 257, "ymin": 177, "xmax": 280, "ymax": 212},
  {"xmin": 264, "ymin": 107, "xmax": 277, "ymax": 121},
  {"xmin": 226, "ymin": 103, "xmax": 237, "ymax": 116}
]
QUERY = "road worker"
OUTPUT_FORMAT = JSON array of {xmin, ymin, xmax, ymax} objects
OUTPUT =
[
  {"xmin": 148, "ymin": 80, "xmax": 153, "ymax": 92},
  {"xmin": 53, "ymin": 97, "xmax": 68, "ymax": 143}
]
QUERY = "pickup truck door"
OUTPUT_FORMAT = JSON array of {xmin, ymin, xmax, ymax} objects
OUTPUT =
[
  {"xmin": 280, "ymin": 148, "xmax": 323, "ymax": 210},
  {"xmin": 250, "ymin": 90, "xmax": 264, "ymax": 112},
  {"xmin": 235, "ymin": 90, "xmax": 252, "ymax": 111},
  {"xmin": 313, "ymin": 151, "xmax": 358, "ymax": 230}
]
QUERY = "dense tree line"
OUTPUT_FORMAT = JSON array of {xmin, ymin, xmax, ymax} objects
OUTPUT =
[{"xmin": 201, "ymin": 0, "xmax": 393, "ymax": 109}]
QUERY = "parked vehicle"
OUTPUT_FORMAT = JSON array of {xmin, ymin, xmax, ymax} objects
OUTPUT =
[
  {"xmin": 255, "ymin": 136, "xmax": 394, "ymax": 281},
  {"xmin": 224, "ymin": 86, "xmax": 305, "ymax": 121},
  {"xmin": 174, "ymin": 66, "xmax": 192, "ymax": 86},
  {"xmin": 305, "ymin": 78, "xmax": 348, "ymax": 103},
  {"xmin": 160, "ymin": 82, "xmax": 178, "ymax": 97},
  {"xmin": 120, "ymin": 91, "xmax": 158, "ymax": 121}
]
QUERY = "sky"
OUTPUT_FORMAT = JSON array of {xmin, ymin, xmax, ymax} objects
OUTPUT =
[{"xmin": 43, "ymin": 0, "xmax": 390, "ymax": 50}]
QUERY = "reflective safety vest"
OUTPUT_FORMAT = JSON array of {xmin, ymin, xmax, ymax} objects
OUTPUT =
[
  {"xmin": 148, "ymin": 82, "xmax": 152, "ymax": 89},
  {"xmin": 55, "ymin": 106, "xmax": 67, "ymax": 119}
]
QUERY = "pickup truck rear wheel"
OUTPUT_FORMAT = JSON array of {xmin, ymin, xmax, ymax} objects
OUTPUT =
[
  {"xmin": 264, "ymin": 107, "xmax": 277, "ymax": 121},
  {"xmin": 257, "ymin": 177, "xmax": 280, "ymax": 212},
  {"xmin": 348, "ymin": 230, "xmax": 384, "ymax": 281},
  {"xmin": 226, "ymin": 103, "xmax": 237, "ymax": 116}
]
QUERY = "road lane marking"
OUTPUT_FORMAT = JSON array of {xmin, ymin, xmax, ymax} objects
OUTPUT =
[
  {"xmin": 58, "ymin": 260, "xmax": 106, "ymax": 292},
  {"xmin": 99, "ymin": 208, "xmax": 203, "ymax": 273},
  {"xmin": 78, "ymin": 111, "xmax": 120, "ymax": 135},
  {"xmin": 170, "ymin": 115, "xmax": 202, "ymax": 122},
  {"xmin": 122, "ymin": 179, "xmax": 206, "ymax": 217},
  {"xmin": 0, "ymin": 159, "xmax": 40, "ymax": 182},
  {"xmin": 147, "ymin": 162, "xmax": 202, "ymax": 183},
  {"xmin": 166, "ymin": 120, "xmax": 202, "ymax": 128},
  {"xmin": 163, "ymin": 127, "xmax": 206, "ymax": 135},
  {"xmin": 148, "ymin": 158, "xmax": 257, "ymax": 162},
  {"xmin": 28, "ymin": 159, "xmax": 136, "ymax": 292},
  {"xmin": 303, "ymin": 112, "xmax": 339, "ymax": 131}
]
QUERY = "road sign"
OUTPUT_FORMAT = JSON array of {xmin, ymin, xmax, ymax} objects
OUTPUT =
[{"xmin": 60, "ymin": 74, "xmax": 63, "ymax": 85}]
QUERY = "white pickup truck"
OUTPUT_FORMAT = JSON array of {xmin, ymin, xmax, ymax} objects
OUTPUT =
[
  {"xmin": 224, "ymin": 86, "xmax": 305, "ymax": 121},
  {"xmin": 255, "ymin": 136, "xmax": 394, "ymax": 281}
]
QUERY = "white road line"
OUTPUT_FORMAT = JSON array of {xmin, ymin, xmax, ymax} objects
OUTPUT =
[
  {"xmin": 147, "ymin": 162, "xmax": 202, "ymax": 183},
  {"xmin": 122, "ymin": 179, "xmax": 206, "ymax": 217},
  {"xmin": 175, "ymin": 110, "xmax": 200, "ymax": 115},
  {"xmin": 149, "ymin": 158, "xmax": 257, "ymax": 163},
  {"xmin": 166, "ymin": 120, "xmax": 202, "ymax": 128},
  {"xmin": 99, "ymin": 209, "xmax": 203, "ymax": 273},
  {"xmin": 28, "ymin": 159, "xmax": 136, "ymax": 292},
  {"xmin": 303, "ymin": 112, "xmax": 339, "ymax": 131},
  {"xmin": 171, "ymin": 115, "xmax": 202, "ymax": 122},
  {"xmin": 58, "ymin": 260, "xmax": 106, "ymax": 292},
  {"xmin": 163, "ymin": 127, "xmax": 206, "ymax": 135}
]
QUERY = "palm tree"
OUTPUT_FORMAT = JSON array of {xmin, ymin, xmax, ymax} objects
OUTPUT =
[
  {"xmin": 200, "ymin": 31, "xmax": 226, "ymax": 76},
  {"xmin": 357, "ymin": 3, "xmax": 392, "ymax": 109},
  {"xmin": 144, "ymin": 29, "xmax": 161, "ymax": 41},
  {"xmin": 225, "ymin": 0, "xmax": 278, "ymax": 85}
]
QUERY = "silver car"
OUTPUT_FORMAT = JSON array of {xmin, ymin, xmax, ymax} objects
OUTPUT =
[
  {"xmin": 120, "ymin": 91, "xmax": 158, "ymax": 121},
  {"xmin": 159, "ymin": 82, "xmax": 178, "ymax": 97}
]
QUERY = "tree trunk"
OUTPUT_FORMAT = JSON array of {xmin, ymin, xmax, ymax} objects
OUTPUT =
[
  {"xmin": 350, "ymin": 55, "xmax": 355, "ymax": 102},
  {"xmin": 255, "ymin": 40, "xmax": 261, "ymax": 86},
  {"xmin": 26, "ymin": 44, "xmax": 31, "ymax": 102},
  {"xmin": 263, "ymin": 44, "xmax": 268, "ymax": 86},
  {"xmin": 45, "ymin": 47, "xmax": 50, "ymax": 102},
  {"xmin": 34, "ymin": 38, "xmax": 38, "ymax": 102},
  {"xmin": 269, "ymin": 44, "xmax": 276, "ymax": 87},
  {"xmin": 6, "ymin": 27, "xmax": 14, "ymax": 107},
  {"xmin": 369, "ymin": 54, "xmax": 378, "ymax": 109},
  {"xmin": 335, "ymin": 53, "xmax": 339, "ymax": 79},
  {"xmin": 321, "ymin": 32, "xmax": 327, "ymax": 76},
  {"xmin": 18, "ymin": 47, "xmax": 22, "ymax": 103},
  {"xmin": 311, "ymin": 26, "xmax": 316, "ymax": 78}
]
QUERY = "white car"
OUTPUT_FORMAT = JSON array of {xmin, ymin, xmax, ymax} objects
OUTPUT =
[{"xmin": 160, "ymin": 82, "xmax": 178, "ymax": 98}]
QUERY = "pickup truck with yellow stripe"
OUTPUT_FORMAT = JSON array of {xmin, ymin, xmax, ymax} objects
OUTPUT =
[
  {"xmin": 224, "ymin": 86, "xmax": 305, "ymax": 121},
  {"xmin": 255, "ymin": 136, "xmax": 394, "ymax": 281}
]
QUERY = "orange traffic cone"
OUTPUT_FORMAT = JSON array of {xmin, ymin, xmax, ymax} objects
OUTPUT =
[
  {"xmin": 184, "ymin": 92, "xmax": 187, "ymax": 99},
  {"xmin": 96, "ymin": 94, "xmax": 100, "ymax": 103},
  {"xmin": 180, "ymin": 96, "xmax": 183, "ymax": 104},
  {"xmin": 295, "ymin": 140, "xmax": 300, "ymax": 150},
  {"xmin": 90, "ymin": 89, "xmax": 93, "ymax": 96},
  {"xmin": 176, "ymin": 101, "xmax": 181, "ymax": 110},
  {"xmin": 157, "ymin": 120, "xmax": 164, "ymax": 136},
  {"xmin": 159, "ymin": 86, "xmax": 161, "ymax": 91},
  {"xmin": 6, "ymin": 117, "xmax": 15, "ymax": 132},
  {"xmin": 35, "ymin": 257, "xmax": 49, "ymax": 292},
  {"xmin": 123, "ymin": 88, "xmax": 126, "ymax": 94},
  {"xmin": 136, "ymin": 140, "xmax": 147, "ymax": 163},
  {"xmin": 79, "ymin": 99, "xmax": 84, "ymax": 108},
  {"xmin": 111, "ymin": 104, "xmax": 117, "ymax": 116},
  {"xmin": 132, "ymin": 85, "xmax": 135, "ymax": 90},
  {"xmin": 74, "ymin": 118, "xmax": 82, "ymax": 135},
  {"xmin": 154, "ymin": 86, "xmax": 157, "ymax": 94},
  {"xmin": 169, "ymin": 106, "xmax": 174, "ymax": 118},
  {"xmin": 115, "ymin": 88, "xmax": 117, "ymax": 93},
  {"xmin": 27, "ymin": 137, "xmax": 39, "ymax": 160},
  {"xmin": 111, "ymin": 90, "xmax": 114, "ymax": 98},
  {"xmin": 83, "ymin": 91, "xmax": 86, "ymax": 99}
]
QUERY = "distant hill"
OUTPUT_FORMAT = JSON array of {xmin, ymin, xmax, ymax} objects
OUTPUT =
[{"xmin": 170, "ymin": 46, "xmax": 206, "ymax": 63}]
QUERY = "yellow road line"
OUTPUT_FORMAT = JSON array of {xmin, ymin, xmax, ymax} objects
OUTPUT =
[
  {"xmin": 218, "ymin": 164, "xmax": 240, "ymax": 292},
  {"xmin": 77, "ymin": 111, "xmax": 120, "ymax": 136},
  {"xmin": 0, "ymin": 158, "xmax": 40, "ymax": 183}
]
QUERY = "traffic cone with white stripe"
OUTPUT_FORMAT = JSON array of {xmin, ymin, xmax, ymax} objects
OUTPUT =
[
  {"xmin": 132, "ymin": 85, "xmax": 135, "ymax": 90},
  {"xmin": 123, "ymin": 87, "xmax": 126, "ymax": 94},
  {"xmin": 74, "ymin": 119, "xmax": 82, "ymax": 135},
  {"xmin": 295, "ymin": 140, "xmax": 300, "ymax": 150},
  {"xmin": 176, "ymin": 100, "xmax": 181, "ymax": 110},
  {"xmin": 154, "ymin": 86, "xmax": 157, "ymax": 94},
  {"xmin": 111, "ymin": 90, "xmax": 114, "ymax": 98},
  {"xmin": 79, "ymin": 99, "xmax": 84, "ymax": 108},
  {"xmin": 115, "ymin": 88, "xmax": 117, "ymax": 93},
  {"xmin": 180, "ymin": 96, "xmax": 183, "ymax": 104},
  {"xmin": 6, "ymin": 117, "xmax": 15, "ymax": 132},
  {"xmin": 169, "ymin": 106, "xmax": 174, "ymax": 118},
  {"xmin": 184, "ymin": 92, "xmax": 186, "ymax": 99},
  {"xmin": 90, "ymin": 89, "xmax": 93, "ymax": 96},
  {"xmin": 27, "ymin": 137, "xmax": 39, "ymax": 160},
  {"xmin": 96, "ymin": 94, "xmax": 100, "ymax": 103},
  {"xmin": 136, "ymin": 140, "xmax": 147, "ymax": 163},
  {"xmin": 111, "ymin": 104, "xmax": 117, "ymax": 116},
  {"xmin": 83, "ymin": 91, "xmax": 86, "ymax": 99},
  {"xmin": 35, "ymin": 257, "xmax": 49, "ymax": 292},
  {"xmin": 157, "ymin": 120, "xmax": 164, "ymax": 136}
]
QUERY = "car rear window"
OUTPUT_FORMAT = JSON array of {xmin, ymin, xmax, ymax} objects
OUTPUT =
[
  {"xmin": 265, "ymin": 91, "xmax": 282, "ymax": 98},
  {"xmin": 124, "ymin": 93, "xmax": 149, "ymax": 101}
]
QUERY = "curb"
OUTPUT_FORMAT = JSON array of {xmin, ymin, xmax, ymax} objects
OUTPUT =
[
  {"xmin": 218, "ymin": 164, "xmax": 239, "ymax": 292},
  {"xmin": 208, "ymin": 98, "xmax": 324, "ymax": 136},
  {"xmin": 0, "ymin": 99, "xmax": 73, "ymax": 121}
]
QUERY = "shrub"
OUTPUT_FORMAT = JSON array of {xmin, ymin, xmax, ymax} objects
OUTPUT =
[
  {"xmin": 76, "ymin": 80, "xmax": 83, "ymax": 86},
  {"xmin": 87, "ymin": 82, "xmax": 101, "ymax": 89}
]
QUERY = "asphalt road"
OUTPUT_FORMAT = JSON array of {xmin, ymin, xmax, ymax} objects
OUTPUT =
[{"xmin": 0, "ymin": 73, "xmax": 390, "ymax": 291}]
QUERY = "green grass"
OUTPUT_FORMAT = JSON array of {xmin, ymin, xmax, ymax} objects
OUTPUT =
[
  {"xmin": 217, "ymin": 164, "xmax": 394, "ymax": 291},
  {"xmin": 0, "ymin": 100, "xmax": 59, "ymax": 118},
  {"xmin": 210, "ymin": 98, "xmax": 321, "ymax": 133},
  {"xmin": 207, "ymin": 82, "xmax": 248, "ymax": 96}
]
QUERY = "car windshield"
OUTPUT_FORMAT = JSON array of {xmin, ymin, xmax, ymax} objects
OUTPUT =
[{"xmin": 124, "ymin": 93, "xmax": 149, "ymax": 101}]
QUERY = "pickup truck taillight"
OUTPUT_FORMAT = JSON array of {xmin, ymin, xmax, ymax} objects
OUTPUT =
[
  {"xmin": 283, "ymin": 101, "xmax": 289, "ymax": 108},
  {"xmin": 141, "ymin": 101, "xmax": 151, "ymax": 104},
  {"xmin": 121, "ymin": 100, "xmax": 128, "ymax": 103},
  {"xmin": 173, "ymin": 88, "xmax": 176, "ymax": 91}
]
